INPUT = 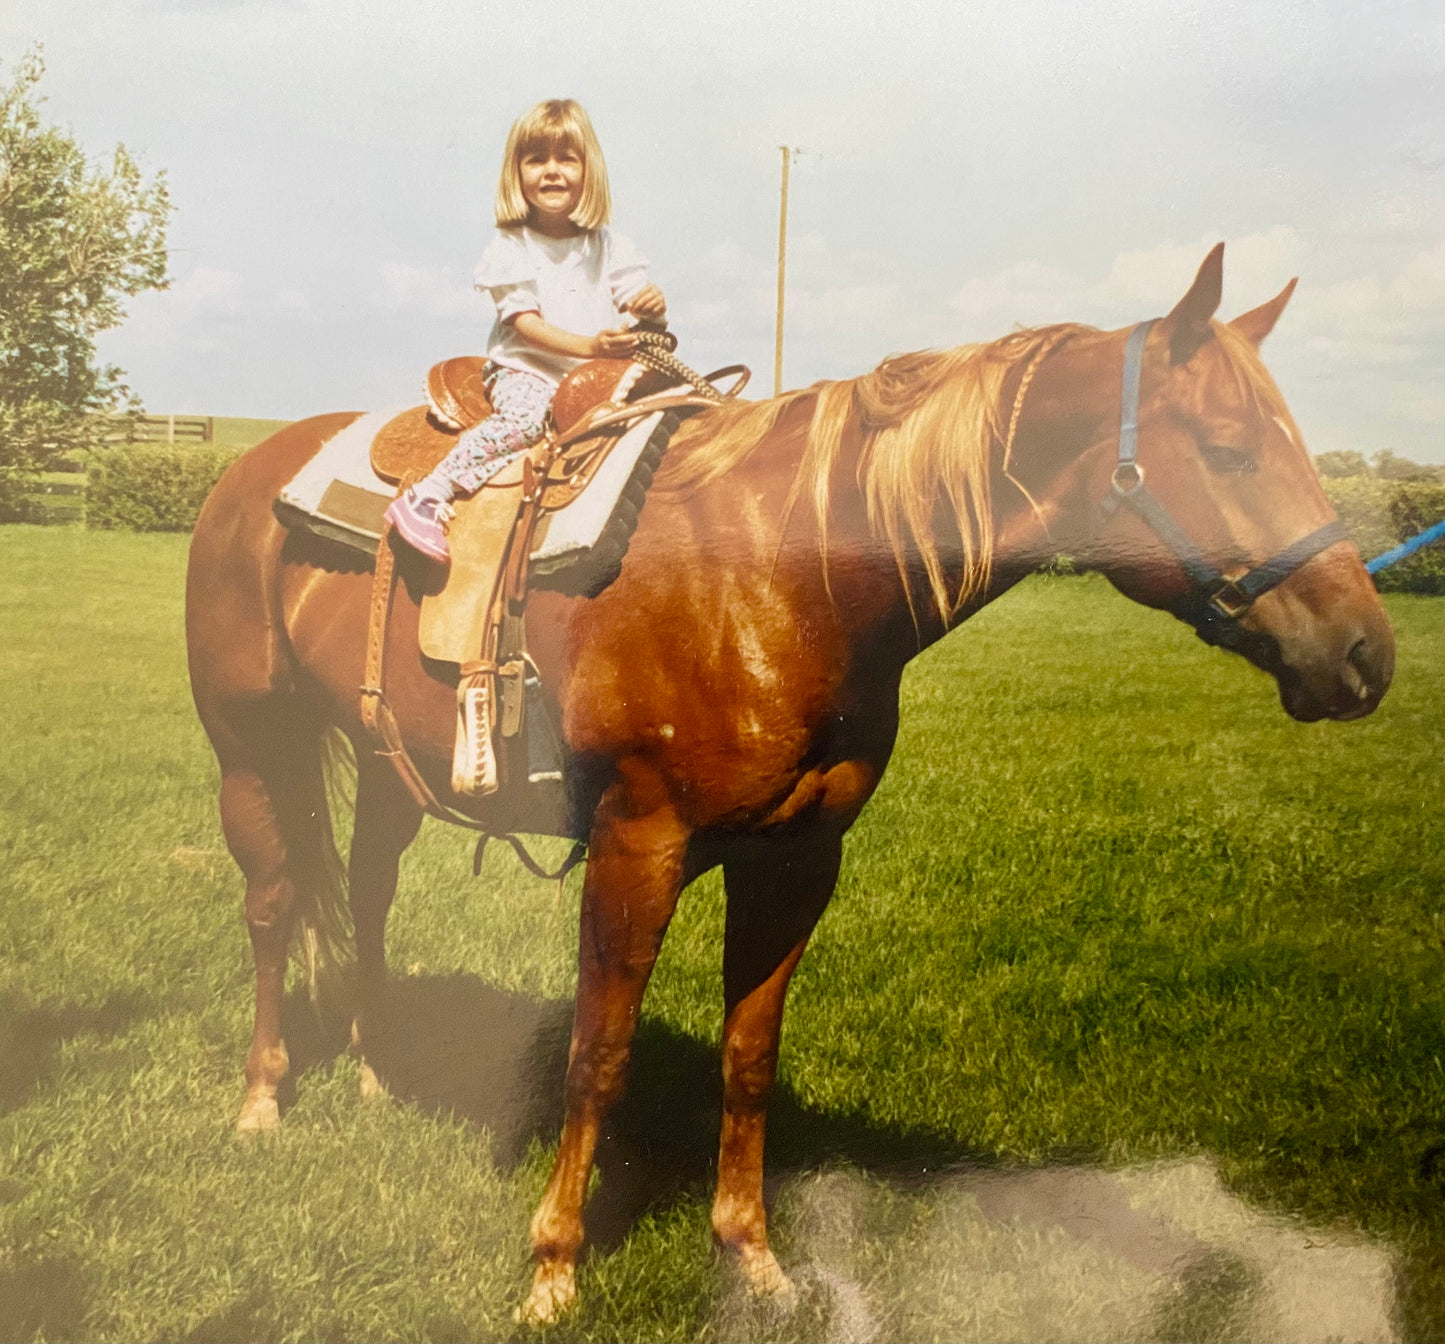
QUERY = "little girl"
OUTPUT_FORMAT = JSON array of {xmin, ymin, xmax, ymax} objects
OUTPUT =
[{"xmin": 385, "ymin": 98, "xmax": 667, "ymax": 563}]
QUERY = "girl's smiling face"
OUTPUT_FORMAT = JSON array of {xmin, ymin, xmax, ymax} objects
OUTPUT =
[{"xmin": 520, "ymin": 142, "xmax": 584, "ymax": 234}]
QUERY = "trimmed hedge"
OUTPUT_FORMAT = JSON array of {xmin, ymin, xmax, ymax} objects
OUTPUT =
[
  {"xmin": 1322, "ymin": 476, "xmax": 1445, "ymax": 595},
  {"xmin": 86, "ymin": 444, "xmax": 243, "ymax": 531}
]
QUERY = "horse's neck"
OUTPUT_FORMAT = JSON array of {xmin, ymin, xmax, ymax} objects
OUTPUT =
[
  {"xmin": 797, "ymin": 432, "xmax": 1002, "ymax": 662},
  {"xmin": 715, "ymin": 344, "xmax": 1111, "ymax": 667},
  {"xmin": 850, "ymin": 358, "xmax": 1110, "ymax": 651}
]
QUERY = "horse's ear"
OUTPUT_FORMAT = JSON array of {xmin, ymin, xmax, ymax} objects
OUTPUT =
[
  {"xmin": 1162, "ymin": 242, "xmax": 1224, "ymax": 365},
  {"xmin": 1229, "ymin": 277, "xmax": 1298, "ymax": 347}
]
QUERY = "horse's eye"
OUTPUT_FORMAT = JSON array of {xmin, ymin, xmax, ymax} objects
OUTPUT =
[{"xmin": 1202, "ymin": 445, "xmax": 1258, "ymax": 475}]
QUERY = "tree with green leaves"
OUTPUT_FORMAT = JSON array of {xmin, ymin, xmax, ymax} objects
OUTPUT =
[
  {"xmin": 0, "ymin": 49, "xmax": 171, "ymax": 517},
  {"xmin": 1313, "ymin": 449, "xmax": 1370, "ymax": 479},
  {"xmin": 1372, "ymin": 449, "xmax": 1443, "ymax": 483}
]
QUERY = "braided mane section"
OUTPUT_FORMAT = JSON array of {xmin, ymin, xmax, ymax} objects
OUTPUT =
[{"xmin": 660, "ymin": 324, "xmax": 1091, "ymax": 623}]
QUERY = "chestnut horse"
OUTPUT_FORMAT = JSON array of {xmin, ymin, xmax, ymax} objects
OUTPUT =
[{"xmin": 186, "ymin": 245, "xmax": 1392, "ymax": 1323}]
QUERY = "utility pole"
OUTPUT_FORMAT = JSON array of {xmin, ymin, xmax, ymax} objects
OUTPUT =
[{"xmin": 774, "ymin": 146, "xmax": 797, "ymax": 398}]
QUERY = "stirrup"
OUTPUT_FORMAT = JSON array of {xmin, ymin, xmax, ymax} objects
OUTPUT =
[{"xmin": 452, "ymin": 672, "xmax": 498, "ymax": 797}]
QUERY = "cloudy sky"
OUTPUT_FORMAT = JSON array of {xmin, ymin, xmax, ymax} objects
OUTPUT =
[{"xmin": 4, "ymin": 0, "xmax": 1442, "ymax": 461}]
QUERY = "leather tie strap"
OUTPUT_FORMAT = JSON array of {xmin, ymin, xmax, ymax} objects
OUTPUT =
[
  {"xmin": 473, "ymin": 833, "xmax": 587, "ymax": 891},
  {"xmin": 360, "ymin": 528, "xmax": 461, "ymax": 814}
]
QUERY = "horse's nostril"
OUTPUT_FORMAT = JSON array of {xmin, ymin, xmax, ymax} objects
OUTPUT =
[{"xmin": 1346, "ymin": 635, "xmax": 1375, "ymax": 700}]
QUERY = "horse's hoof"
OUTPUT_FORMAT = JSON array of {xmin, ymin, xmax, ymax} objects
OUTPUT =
[
  {"xmin": 514, "ymin": 1263, "xmax": 576, "ymax": 1326},
  {"xmin": 741, "ymin": 1248, "xmax": 797, "ymax": 1310},
  {"xmin": 235, "ymin": 1093, "xmax": 280, "ymax": 1134},
  {"xmin": 358, "ymin": 1061, "xmax": 389, "ymax": 1101}
]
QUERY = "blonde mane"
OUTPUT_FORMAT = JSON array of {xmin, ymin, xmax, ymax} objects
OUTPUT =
[{"xmin": 659, "ymin": 324, "xmax": 1092, "ymax": 623}]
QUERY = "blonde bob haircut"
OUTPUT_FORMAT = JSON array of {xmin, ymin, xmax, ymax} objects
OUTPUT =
[{"xmin": 494, "ymin": 99, "xmax": 612, "ymax": 231}]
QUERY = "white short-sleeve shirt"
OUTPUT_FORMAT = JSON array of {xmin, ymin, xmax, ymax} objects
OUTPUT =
[{"xmin": 473, "ymin": 226, "xmax": 650, "ymax": 385}]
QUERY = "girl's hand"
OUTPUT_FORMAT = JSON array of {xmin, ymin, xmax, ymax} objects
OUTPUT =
[
  {"xmin": 592, "ymin": 327, "xmax": 639, "ymax": 358},
  {"xmin": 621, "ymin": 284, "xmax": 667, "ymax": 320}
]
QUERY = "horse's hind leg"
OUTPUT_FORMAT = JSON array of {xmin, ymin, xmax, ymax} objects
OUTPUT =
[
  {"xmin": 347, "ymin": 755, "xmax": 423, "ymax": 1099},
  {"xmin": 213, "ymin": 702, "xmax": 349, "ymax": 1132},
  {"xmin": 713, "ymin": 831, "xmax": 841, "ymax": 1301}
]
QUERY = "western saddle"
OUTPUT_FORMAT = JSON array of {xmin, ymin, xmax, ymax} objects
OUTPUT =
[{"xmin": 358, "ymin": 336, "xmax": 747, "ymax": 837}]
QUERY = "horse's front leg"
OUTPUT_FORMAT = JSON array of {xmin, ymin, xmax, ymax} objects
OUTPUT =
[
  {"xmin": 713, "ymin": 831, "xmax": 841, "ymax": 1302},
  {"xmin": 518, "ymin": 789, "xmax": 689, "ymax": 1325}
]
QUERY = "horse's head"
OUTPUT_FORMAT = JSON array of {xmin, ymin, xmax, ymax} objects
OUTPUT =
[{"xmin": 1061, "ymin": 244, "xmax": 1393, "ymax": 721}]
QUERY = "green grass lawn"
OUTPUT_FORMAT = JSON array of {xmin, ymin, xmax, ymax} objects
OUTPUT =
[
  {"xmin": 1, "ymin": 525, "xmax": 1443, "ymax": 1341},
  {"xmin": 202, "ymin": 417, "xmax": 293, "ymax": 450}
]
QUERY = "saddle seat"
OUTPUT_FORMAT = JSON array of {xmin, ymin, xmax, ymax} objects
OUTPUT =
[{"xmin": 371, "ymin": 355, "xmax": 675, "ymax": 488}]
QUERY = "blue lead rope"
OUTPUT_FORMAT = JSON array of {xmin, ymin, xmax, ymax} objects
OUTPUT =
[{"xmin": 1365, "ymin": 517, "xmax": 1445, "ymax": 574}]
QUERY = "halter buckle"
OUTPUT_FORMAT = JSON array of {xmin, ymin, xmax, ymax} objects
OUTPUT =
[
  {"xmin": 1208, "ymin": 579, "xmax": 1252, "ymax": 620},
  {"xmin": 1111, "ymin": 461, "xmax": 1144, "ymax": 496}
]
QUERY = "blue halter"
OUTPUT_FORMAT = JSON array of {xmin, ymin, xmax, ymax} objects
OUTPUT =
[{"xmin": 1100, "ymin": 320, "xmax": 1350, "ymax": 650}]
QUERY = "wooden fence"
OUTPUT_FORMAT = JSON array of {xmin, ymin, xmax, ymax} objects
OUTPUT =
[{"xmin": 123, "ymin": 415, "xmax": 215, "ymax": 444}]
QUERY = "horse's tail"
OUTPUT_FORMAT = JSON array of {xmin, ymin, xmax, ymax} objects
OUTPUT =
[{"xmin": 290, "ymin": 726, "xmax": 357, "ymax": 1012}]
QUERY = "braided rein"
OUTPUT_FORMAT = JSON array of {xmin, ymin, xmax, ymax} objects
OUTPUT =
[{"xmin": 630, "ymin": 327, "xmax": 726, "ymax": 404}]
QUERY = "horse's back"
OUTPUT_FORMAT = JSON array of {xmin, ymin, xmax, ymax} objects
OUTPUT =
[
  {"xmin": 194, "ymin": 413, "xmax": 361, "ymax": 548},
  {"xmin": 187, "ymin": 412, "xmax": 362, "ymax": 715}
]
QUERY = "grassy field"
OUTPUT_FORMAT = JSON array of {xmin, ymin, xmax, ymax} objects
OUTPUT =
[
  {"xmin": 1, "ymin": 525, "xmax": 1443, "ymax": 1341},
  {"xmin": 200, "ymin": 417, "xmax": 294, "ymax": 449}
]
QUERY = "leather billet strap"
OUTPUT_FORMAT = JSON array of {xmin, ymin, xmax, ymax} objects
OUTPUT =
[
  {"xmin": 359, "ymin": 530, "xmax": 451, "ymax": 813},
  {"xmin": 1101, "ymin": 320, "xmax": 1351, "ymax": 648}
]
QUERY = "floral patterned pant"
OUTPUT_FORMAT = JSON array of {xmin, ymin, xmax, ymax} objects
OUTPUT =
[{"xmin": 434, "ymin": 365, "xmax": 553, "ymax": 495}]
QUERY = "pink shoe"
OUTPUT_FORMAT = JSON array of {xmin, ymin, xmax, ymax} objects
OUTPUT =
[{"xmin": 384, "ymin": 487, "xmax": 453, "ymax": 563}]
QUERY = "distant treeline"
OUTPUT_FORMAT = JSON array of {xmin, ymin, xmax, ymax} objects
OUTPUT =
[{"xmin": 1314, "ymin": 449, "xmax": 1445, "ymax": 484}]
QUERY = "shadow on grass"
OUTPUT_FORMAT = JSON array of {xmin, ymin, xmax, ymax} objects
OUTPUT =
[
  {"xmin": 0, "ymin": 991, "xmax": 147, "ymax": 1117},
  {"xmin": 0, "ymin": 1254, "xmax": 89, "ymax": 1341},
  {"xmin": 276, "ymin": 969, "xmax": 1445, "ymax": 1337},
  {"xmin": 268, "ymin": 971, "xmax": 1445, "ymax": 1335},
  {"xmin": 282, "ymin": 970, "xmax": 995, "ymax": 1251}
]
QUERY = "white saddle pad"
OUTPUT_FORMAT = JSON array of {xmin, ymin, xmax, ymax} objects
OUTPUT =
[{"xmin": 274, "ymin": 409, "xmax": 667, "ymax": 576}]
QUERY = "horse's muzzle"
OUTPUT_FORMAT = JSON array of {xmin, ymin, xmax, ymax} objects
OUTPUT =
[{"xmin": 1275, "ymin": 610, "xmax": 1395, "ymax": 722}]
